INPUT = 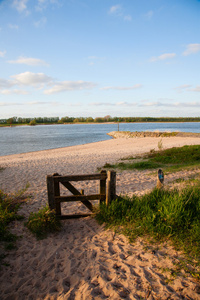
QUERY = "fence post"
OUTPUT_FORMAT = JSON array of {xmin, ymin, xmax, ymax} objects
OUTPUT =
[
  {"xmin": 47, "ymin": 175, "xmax": 56, "ymax": 211},
  {"xmin": 100, "ymin": 170, "xmax": 107, "ymax": 204},
  {"xmin": 106, "ymin": 170, "xmax": 116, "ymax": 205},
  {"xmin": 157, "ymin": 169, "xmax": 164, "ymax": 189},
  {"xmin": 54, "ymin": 175, "xmax": 61, "ymax": 216}
]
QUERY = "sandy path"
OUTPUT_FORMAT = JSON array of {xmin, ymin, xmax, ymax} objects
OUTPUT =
[{"xmin": 0, "ymin": 136, "xmax": 200, "ymax": 299}]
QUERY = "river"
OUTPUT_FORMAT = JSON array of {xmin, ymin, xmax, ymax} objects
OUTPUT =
[{"xmin": 0, "ymin": 122, "xmax": 199, "ymax": 156}]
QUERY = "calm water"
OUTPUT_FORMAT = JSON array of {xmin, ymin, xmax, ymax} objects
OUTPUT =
[{"xmin": 0, "ymin": 122, "xmax": 199, "ymax": 156}]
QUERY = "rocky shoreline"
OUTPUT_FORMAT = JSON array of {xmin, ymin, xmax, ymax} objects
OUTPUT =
[{"xmin": 108, "ymin": 131, "xmax": 200, "ymax": 138}]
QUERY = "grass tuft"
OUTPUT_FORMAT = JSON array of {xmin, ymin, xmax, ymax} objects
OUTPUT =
[
  {"xmin": 25, "ymin": 205, "xmax": 61, "ymax": 239},
  {"xmin": 0, "ymin": 186, "xmax": 30, "ymax": 264}
]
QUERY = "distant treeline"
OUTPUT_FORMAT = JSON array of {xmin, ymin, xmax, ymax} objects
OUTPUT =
[{"xmin": 0, "ymin": 116, "xmax": 200, "ymax": 126}]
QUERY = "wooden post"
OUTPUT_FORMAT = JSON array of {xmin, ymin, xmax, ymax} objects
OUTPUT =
[
  {"xmin": 47, "ymin": 175, "xmax": 56, "ymax": 211},
  {"xmin": 106, "ymin": 170, "xmax": 116, "ymax": 205},
  {"xmin": 100, "ymin": 170, "xmax": 107, "ymax": 204},
  {"xmin": 157, "ymin": 169, "xmax": 164, "ymax": 189},
  {"xmin": 53, "ymin": 174, "xmax": 61, "ymax": 216}
]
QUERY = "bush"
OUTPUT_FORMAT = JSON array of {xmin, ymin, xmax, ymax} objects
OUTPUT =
[
  {"xmin": 29, "ymin": 119, "xmax": 37, "ymax": 126},
  {"xmin": 25, "ymin": 205, "xmax": 61, "ymax": 239}
]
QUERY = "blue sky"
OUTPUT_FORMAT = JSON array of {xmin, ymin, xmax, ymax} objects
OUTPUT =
[{"xmin": 0, "ymin": 0, "xmax": 200, "ymax": 118}]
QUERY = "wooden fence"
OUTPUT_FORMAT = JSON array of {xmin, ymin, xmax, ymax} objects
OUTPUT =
[{"xmin": 46, "ymin": 170, "xmax": 116, "ymax": 219}]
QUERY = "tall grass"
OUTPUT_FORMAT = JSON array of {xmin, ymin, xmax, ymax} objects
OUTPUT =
[
  {"xmin": 0, "ymin": 186, "xmax": 29, "ymax": 254},
  {"xmin": 95, "ymin": 185, "xmax": 200, "ymax": 260}
]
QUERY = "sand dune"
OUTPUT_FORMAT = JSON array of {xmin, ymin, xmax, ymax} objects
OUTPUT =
[{"xmin": 0, "ymin": 136, "xmax": 200, "ymax": 299}]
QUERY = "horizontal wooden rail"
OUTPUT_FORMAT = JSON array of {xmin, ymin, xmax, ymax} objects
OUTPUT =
[
  {"xmin": 53, "ymin": 173, "xmax": 107, "ymax": 183},
  {"xmin": 55, "ymin": 194, "xmax": 102, "ymax": 202}
]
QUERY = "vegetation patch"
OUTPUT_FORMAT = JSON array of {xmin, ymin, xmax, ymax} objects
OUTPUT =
[
  {"xmin": 103, "ymin": 145, "xmax": 200, "ymax": 172},
  {"xmin": 95, "ymin": 184, "xmax": 200, "ymax": 267},
  {"xmin": 25, "ymin": 205, "xmax": 61, "ymax": 239},
  {"xmin": 0, "ymin": 185, "xmax": 30, "ymax": 263}
]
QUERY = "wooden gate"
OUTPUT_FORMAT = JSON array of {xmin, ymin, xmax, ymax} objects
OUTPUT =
[{"xmin": 46, "ymin": 170, "xmax": 116, "ymax": 219}]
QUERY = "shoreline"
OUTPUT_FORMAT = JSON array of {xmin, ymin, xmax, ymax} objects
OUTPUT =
[
  {"xmin": 0, "ymin": 136, "xmax": 200, "ymax": 299},
  {"xmin": 1, "ymin": 131, "xmax": 200, "ymax": 158}
]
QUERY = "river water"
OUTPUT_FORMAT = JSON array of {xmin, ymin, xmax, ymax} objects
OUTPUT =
[{"xmin": 0, "ymin": 122, "xmax": 199, "ymax": 156}]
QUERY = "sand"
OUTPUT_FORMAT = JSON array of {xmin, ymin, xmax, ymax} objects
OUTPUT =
[{"xmin": 0, "ymin": 136, "xmax": 200, "ymax": 299}]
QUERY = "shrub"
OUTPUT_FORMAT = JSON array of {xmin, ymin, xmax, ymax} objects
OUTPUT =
[
  {"xmin": 29, "ymin": 119, "xmax": 37, "ymax": 126},
  {"xmin": 25, "ymin": 205, "xmax": 61, "ymax": 239}
]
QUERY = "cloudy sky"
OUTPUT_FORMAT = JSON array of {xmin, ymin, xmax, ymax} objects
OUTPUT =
[{"xmin": 0, "ymin": 0, "xmax": 200, "ymax": 118}]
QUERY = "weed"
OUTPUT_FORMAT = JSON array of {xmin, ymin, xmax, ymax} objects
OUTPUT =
[{"xmin": 25, "ymin": 205, "xmax": 61, "ymax": 239}]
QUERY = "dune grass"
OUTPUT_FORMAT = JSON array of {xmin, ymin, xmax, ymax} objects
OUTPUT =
[
  {"xmin": 103, "ymin": 145, "xmax": 200, "ymax": 172},
  {"xmin": 95, "ymin": 184, "xmax": 200, "ymax": 263},
  {"xmin": 0, "ymin": 185, "xmax": 30, "ymax": 262},
  {"xmin": 25, "ymin": 205, "xmax": 61, "ymax": 239}
]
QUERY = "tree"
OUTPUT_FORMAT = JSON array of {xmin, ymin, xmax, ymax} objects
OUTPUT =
[{"xmin": 29, "ymin": 119, "xmax": 37, "ymax": 126}]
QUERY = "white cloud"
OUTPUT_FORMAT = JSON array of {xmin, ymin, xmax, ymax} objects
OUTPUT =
[
  {"xmin": 88, "ymin": 56, "xmax": 105, "ymax": 65},
  {"xmin": 101, "ymin": 84, "xmax": 142, "ymax": 91},
  {"xmin": 116, "ymin": 101, "xmax": 136, "ymax": 106},
  {"xmin": 174, "ymin": 85, "xmax": 200, "ymax": 92},
  {"xmin": 8, "ymin": 24, "xmax": 19, "ymax": 30},
  {"xmin": 139, "ymin": 101, "xmax": 161, "ymax": 107},
  {"xmin": 44, "ymin": 81, "xmax": 97, "ymax": 94},
  {"xmin": 0, "ymin": 101, "xmax": 56, "ymax": 106},
  {"xmin": 139, "ymin": 101, "xmax": 200, "ymax": 107},
  {"xmin": 108, "ymin": 4, "xmax": 131, "ymax": 21},
  {"xmin": 174, "ymin": 84, "xmax": 192, "ymax": 92},
  {"xmin": 90, "ymin": 102, "xmax": 115, "ymax": 106},
  {"xmin": 12, "ymin": 0, "xmax": 29, "ymax": 14},
  {"xmin": 0, "ymin": 89, "xmax": 29, "ymax": 95},
  {"xmin": 173, "ymin": 102, "xmax": 200, "ymax": 107},
  {"xmin": 174, "ymin": 84, "xmax": 192, "ymax": 89},
  {"xmin": 150, "ymin": 53, "xmax": 176, "ymax": 62},
  {"xmin": 35, "ymin": 0, "xmax": 60, "ymax": 11},
  {"xmin": 89, "ymin": 101, "xmax": 137, "ymax": 107},
  {"xmin": 124, "ymin": 15, "xmax": 132, "ymax": 22},
  {"xmin": 0, "ymin": 102, "xmax": 24, "ymax": 106},
  {"xmin": 11, "ymin": 72, "xmax": 53, "ymax": 87},
  {"xmin": 8, "ymin": 56, "xmax": 49, "ymax": 66},
  {"xmin": 0, "ymin": 72, "xmax": 96, "ymax": 95},
  {"xmin": 34, "ymin": 17, "xmax": 47, "ymax": 28},
  {"xmin": 183, "ymin": 44, "xmax": 200, "ymax": 56},
  {"xmin": 0, "ymin": 50, "xmax": 6, "ymax": 58},
  {"xmin": 28, "ymin": 101, "xmax": 51, "ymax": 105},
  {"xmin": 109, "ymin": 5, "xmax": 121, "ymax": 14},
  {"xmin": 190, "ymin": 85, "xmax": 200, "ymax": 92},
  {"xmin": 0, "ymin": 78, "xmax": 14, "ymax": 88},
  {"xmin": 144, "ymin": 10, "xmax": 154, "ymax": 20}
]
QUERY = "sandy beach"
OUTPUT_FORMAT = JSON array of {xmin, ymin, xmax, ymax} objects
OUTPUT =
[{"xmin": 1, "ymin": 136, "xmax": 200, "ymax": 299}]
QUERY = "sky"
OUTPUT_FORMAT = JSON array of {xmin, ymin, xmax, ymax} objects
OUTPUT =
[{"xmin": 0, "ymin": 0, "xmax": 200, "ymax": 119}]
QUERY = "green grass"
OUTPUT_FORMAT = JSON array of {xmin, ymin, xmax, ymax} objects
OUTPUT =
[
  {"xmin": 95, "ymin": 184, "xmax": 200, "ymax": 262},
  {"xmin": 103, "ymin": 144, "xmax": 200, "ymax": 172},
  {"xmin": 25, "ymin": 205, "xmax": 61, "ymax": 239},
  {"xmin": 0, "ymin": 185, "xmax": 30, "ymax": 261}
]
